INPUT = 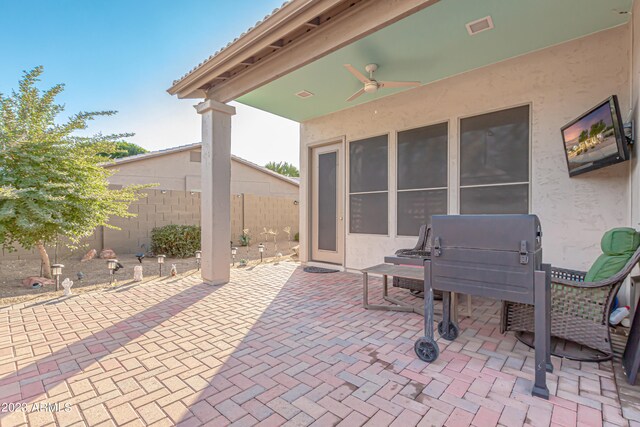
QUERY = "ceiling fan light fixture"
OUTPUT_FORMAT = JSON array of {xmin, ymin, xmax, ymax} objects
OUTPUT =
[
  {"xmin": 343, "ymin": 63, "xmax": 420, "ymax": 102},
  {"xmin": 364, "ymin": 82, "xmax": 378, "ymax": 93}
]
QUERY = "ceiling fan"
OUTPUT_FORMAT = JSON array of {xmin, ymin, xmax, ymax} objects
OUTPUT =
[{"xmin": 344, "ymin": 63, "xmax": 421, "ymax": 102}]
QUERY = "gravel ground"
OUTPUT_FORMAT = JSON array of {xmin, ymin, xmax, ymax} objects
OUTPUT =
[{"xmin": 0, "ymin": 241, "xmax": 297, "ymax": 306}]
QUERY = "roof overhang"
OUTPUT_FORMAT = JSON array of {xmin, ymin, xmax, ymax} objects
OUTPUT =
[
  {"xmin": 170, "ymin": 0, "xmax": 632, "ymax": 122},
  {"xmin": 167, "ymin": 0, "xmax": 439, "ymax": 101}
]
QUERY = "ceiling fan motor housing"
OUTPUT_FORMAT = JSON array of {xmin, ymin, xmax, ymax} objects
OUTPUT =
[{"xmin": 364, "ymin": 81, "xmax": 379, "ymax": 93}]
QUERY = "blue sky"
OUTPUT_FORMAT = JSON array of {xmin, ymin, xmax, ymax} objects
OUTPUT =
[{"xmin": 0, "ymin": 0, "xmax": 300, "ymax": 166}]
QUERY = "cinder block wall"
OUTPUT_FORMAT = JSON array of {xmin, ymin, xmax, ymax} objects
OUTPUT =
[
  {"xmin": 0, "ymin": 190, "xmax": 298, "ymax": 262},
  {"xmin": 104, "ymin": 190, "xmax": 201, "ymax": 253},
  {"xmin": 230, "ymin": 194, "xmax": 299, "ymax": 245}
]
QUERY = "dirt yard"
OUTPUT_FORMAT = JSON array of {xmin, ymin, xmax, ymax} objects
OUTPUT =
[{"xmin": 0, "ymin": 242, "xmax": 298, "ymax": 306}]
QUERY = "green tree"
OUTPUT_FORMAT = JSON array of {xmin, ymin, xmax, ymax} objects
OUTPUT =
[
  {"xmin": 107, "ymin": 141, "xmax": 148, "ymax": 159},
  {"xmin": 264, "ymin": 161, "xmax": 299, "ymax": 177},
  {"xmin": 589, "ymin": 120, "xmax": 606, "ymax": 138},
  {"xmin": 579, "ymin": 129, "xmax": 589, "ymax": 142},
  {"xmin": 0, "ymin": 67, "xmax": 151, "ymax": 278}
]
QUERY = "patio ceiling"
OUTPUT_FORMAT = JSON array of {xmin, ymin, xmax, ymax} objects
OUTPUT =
[{"xmin": 235, "ymin": 0, "xmax": 632, "ymax": 122}]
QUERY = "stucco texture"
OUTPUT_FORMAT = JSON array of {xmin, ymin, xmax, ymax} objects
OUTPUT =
[
  {"xmin": 300, "ymin": 25, "xmax": 631, "ymax": 271},
  {"xmin": 106, "ymin": 149, "xmax": 299, "ymax": 198}
]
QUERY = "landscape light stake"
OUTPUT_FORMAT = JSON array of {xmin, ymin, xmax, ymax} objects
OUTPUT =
[
  {"xmin": 51, "ymin": 264, "xmax": 64, "ymax": 291},
  {"xmin": 107, "ymin": 259, "xmax": 117, "ymax": 285},
  {"xmin": 157, "ymin": 255, "xmax": 166, "ymax": 276},
  {"xmin": 258, "ymin": 243, "xmax": 265, "ymax": 263},
  {"xmin": 231, "ymin": 247, "xmax": 237, "ymax": 266},
  {"xmin": 195, "ymin": 250, "xmax": 201, "ymax": 271}
]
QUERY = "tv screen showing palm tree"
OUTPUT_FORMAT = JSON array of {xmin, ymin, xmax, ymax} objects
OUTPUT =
[{"xmin": 561, "ymin": 96, "xmax": 627, "ymax": 176}]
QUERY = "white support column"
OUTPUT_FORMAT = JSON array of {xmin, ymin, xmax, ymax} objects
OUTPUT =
[{"xmin": 195, "ymin": 99, "xmax": 236, "ymax": 285}]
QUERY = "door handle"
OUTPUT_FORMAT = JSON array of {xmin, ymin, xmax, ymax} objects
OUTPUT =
[{"xmin": 339, "ymin": 217, "xmax": 343, "ymax": 220}]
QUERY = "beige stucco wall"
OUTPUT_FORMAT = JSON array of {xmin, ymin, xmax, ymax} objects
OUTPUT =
[
  {"xmin": 106, "ymin": 151, "xmax": 199, "ymax": 191},
  {"xmin": 300, "ymin": 25, "xmax": 632, "ymax": 272},
  {"xmin": 105, "ymin": 150, "xmax": 299, "ymax": 199},
  {"xmin": 231, "ymin": 160, "xmax": 299, "ymax": 198}
]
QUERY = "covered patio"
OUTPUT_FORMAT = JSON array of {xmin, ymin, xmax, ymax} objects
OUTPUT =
[
  {"xmin": 162, "ymin": 0, "xmax": 640, "ymax": 424},
  {"xmin": 168, "ymin": 0, "xmax": 639, "ymax": 289},
  {"xmin": 0, "ymin": 264, "xmax": 635, "ymax": 426}
]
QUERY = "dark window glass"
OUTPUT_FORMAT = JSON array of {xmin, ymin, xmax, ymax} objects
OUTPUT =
[
  {"xmin": 318, "ymin": 152, "xmax": 337, "ymax": 251},
  {"xmin": 397, "ymin": 123, "xmax": 448, "ymax": 190},
  {"xmin": 397, "ymin": 190, "xmax": 447, "ymax": 236},
  {"xmin": 460, "ymin": 184, "xmax": 529, "ymax": 214},
  {"xmin": 349, "ymin": 135, "xmax": 388, "ymax": 193},
  {"xmin": 349, "ymin": 193, "xmax": 388, "ymax": 235},
  {"xmin": 460, "ymin": 105, "xmax": 529, "ymax": 186}
]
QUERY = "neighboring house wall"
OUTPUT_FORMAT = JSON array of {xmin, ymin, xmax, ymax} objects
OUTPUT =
[
  {"xmin": 105, "ymin": 148, "xmax": 300, "ymax": 198},
  {"xmin": 300, "ymin": 25, "xmax": 631, "ymax": 272},
  {"xmin": 106, "ymin": 151, "xmax": 200, "ymax": 191},
  {"xmin": 231, "ymin": 159, "xmax": 299, "ymax": 198}
]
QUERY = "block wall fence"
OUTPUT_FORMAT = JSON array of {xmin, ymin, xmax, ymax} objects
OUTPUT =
[{"xmin": 0, "ymin": 190, "xmax": 299, "ymax": 262}]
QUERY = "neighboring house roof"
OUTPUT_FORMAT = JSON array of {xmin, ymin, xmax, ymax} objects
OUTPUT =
[
  {"xmin": 104, "ymin": 143, "xmax": 300, "ymax": 187},
  {"xmin": 104, "ymin": 142, "xmax": 202, "ymax": 166}
]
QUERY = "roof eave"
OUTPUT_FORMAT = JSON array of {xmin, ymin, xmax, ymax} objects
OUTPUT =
[{"xmin": 167, "ymin": 0, "xmax": 332, "ymax": 99}]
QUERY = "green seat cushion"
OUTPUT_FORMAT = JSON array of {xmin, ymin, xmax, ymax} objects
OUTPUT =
[{"xmin": 585, "ymin": 228, "xmax": 640, "ymax": 282}]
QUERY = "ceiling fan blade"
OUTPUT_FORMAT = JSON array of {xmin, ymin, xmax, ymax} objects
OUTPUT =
[
  {"xmin": 346, "ymin": 88, "xmax": 366, "ymax": 102},
  {"xmin": 344, "ymin": 64, "xmax": 371, "ymax": 84},
  {"xmin": 379, "ymin": 81, "xmax": 421, "ymax": 88}
]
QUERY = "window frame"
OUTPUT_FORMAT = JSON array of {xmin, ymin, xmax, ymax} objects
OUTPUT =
[
  {"xmin": 395, "ymin": 120, "xmax": 450, "ymax": 237},
  {"xmin": 346, "ymin": 132, "xmax": 390, "ymax": 237},
  {"xmin": 456, "ymin": 103, "xmax": 532, "ymax": 214}
]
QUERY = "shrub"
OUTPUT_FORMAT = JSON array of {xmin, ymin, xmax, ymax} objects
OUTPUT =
[
  {"xmin": 239, "ymin": 229, "xmax": 251, "ymax": 246},
  {"xmin": 151, "ymin": 224, "xmax": 201, "ymax": 258},
  {"xmin": 294, "ymin": 232, "xmax": 299, "ymax": 242}
]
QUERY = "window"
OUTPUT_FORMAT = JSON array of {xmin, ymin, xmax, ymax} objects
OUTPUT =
[
  {"xmin": 397, "ymin": 123, "xmax": 448, "ymax": 236},
  {"xmin": 190, "ymin": 151, "xmax": 202, "ymax": 162},
  {"xmin": 349, "ymin": 135, "xmax": 388, "ymax": 234},
  {"xmin": 459, "ymin": 105, "xmax": 529, "ymax": 214}
]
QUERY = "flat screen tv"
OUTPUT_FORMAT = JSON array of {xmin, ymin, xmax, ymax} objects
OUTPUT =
[{"xmin": 560, "ymin": 95, "xmax": 628, "ymax": 177}]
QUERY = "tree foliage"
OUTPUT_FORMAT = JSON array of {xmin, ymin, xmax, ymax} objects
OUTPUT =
[
  {"xmin": 104, "ymin": 141, "xmax": 148, "ymax": 159},
  {"xmin": 264, "ymin": 161, "xmax": 299, "ymax": 177},
  {"xmin": 589, "ymin": 120, "xmax": 606, "ymax": 138},
  {"xmin": 0, "ymin": 66, "xmax": 151, "ymax": 275}
]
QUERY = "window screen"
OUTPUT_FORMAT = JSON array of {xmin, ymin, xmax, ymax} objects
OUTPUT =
[
  {"xmin": 397, "ymin": 123, "xmax": 448, "ymax": 236},
  {"xmin": 349, "ymin": 135, "xmax": 388, "ymax": 234},
  {"xmin": 317, "ymin": 152, "xmax": 337, "ymax": 251},
  {"xmin": 460, "ymin": 106, "xmax": 529, "ymax": 214}
]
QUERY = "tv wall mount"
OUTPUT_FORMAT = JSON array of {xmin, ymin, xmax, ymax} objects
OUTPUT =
[{"xmin": 624, "ymin": 121, "xmax": 634, "ymax": 145}]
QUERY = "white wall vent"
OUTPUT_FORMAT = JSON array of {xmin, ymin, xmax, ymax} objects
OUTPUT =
[
  {"xmin": 466, "ymin": 16, "xmax": 494, "ymax": 36},
  {"xmin": 296, "ymin": 90, "xmax": 314, "ymax": 98}
]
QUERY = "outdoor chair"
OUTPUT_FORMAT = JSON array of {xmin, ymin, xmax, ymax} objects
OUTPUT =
[{"xmin": 502, "ymin": 228, "xmax": 640, "ymax": 362}]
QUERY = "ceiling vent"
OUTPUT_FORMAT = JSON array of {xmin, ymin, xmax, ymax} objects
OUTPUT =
[
  {"xmin": 466, "ymin": 16, "xmax": 494, "ymax": 36},
  {"xmin": 296, "ymin": 90, "xmax": 314, "ymax": 99}
]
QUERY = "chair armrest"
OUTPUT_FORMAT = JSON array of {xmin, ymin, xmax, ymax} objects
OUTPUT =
[
  {"xmin": 552, "ymin": 246, "xmax": 640, "ymax": 289},
  {"xmin": 552, "ymin": 275, "xmax": 623, "ymax": 289}
]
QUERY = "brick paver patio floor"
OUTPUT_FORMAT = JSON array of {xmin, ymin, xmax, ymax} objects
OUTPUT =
[{"xmin": 0, "ymin": 261, "xmax": 637, "ymax": 426}]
